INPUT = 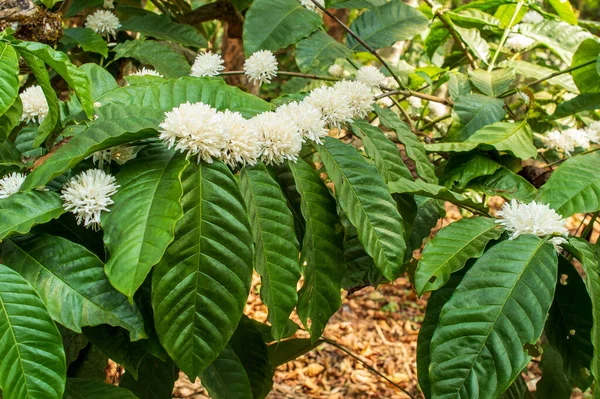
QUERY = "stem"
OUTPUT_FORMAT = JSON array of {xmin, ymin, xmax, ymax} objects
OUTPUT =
[
  {"xmin": 308, "ymin": 0, "xmax": 407, "ymax": 90},
  {"xmin": 390, "ymin": 97, "xmax": 416, "ymax": 133},
  {"xmin": 219, "ymin": 70, "xmax": 341, "ymax": 82},
  {"xmin": 322, "ymin": 337, "xmax": 419, "ymax": 399},
  {"xmin": 581, "ymin": 211, "xmax": 599, "ymax": 240},
  {"xmin": 545, "ymin": 147, "xmax": 600, "ymax": 167},
  {"xmin": 375, "ymin": 90, "xmax": 453, "ymax": 105},
  {"xmin": 488, "ymin": 0, "xmax": 524, "ymax": 71},
  {"xmin": 421, "ymin": 114, "xmax": 452, "ymax": 130}
]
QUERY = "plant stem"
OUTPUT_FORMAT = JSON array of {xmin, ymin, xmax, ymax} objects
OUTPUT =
[
  {"xmin": 375, "ymin": 90, "xmax": 453, "ymax": 105},
  {"xmin": 390, "ymin": 97, "xmax": 416, "ymax": 133},
  {"xmin": 421, "ymin": 114, "xmax": 452, "ymax": 130},
  {"xmin": 488, "ymin": 0, "xmax": 524, "ymax": 71},
  {"xmin": 322, "ymin": 337, "xmax": 419, "ymax": 399},
  {"xmin": 581, "ymin": 211, "xmax": 599, "ymax": 240},
  {"xmin": 545, "ymin": 147, "xmax": 600, "ymax": 167},
  {"xmin": 219, "ymin": 70, "xmax": 341, "ymax": 82}
]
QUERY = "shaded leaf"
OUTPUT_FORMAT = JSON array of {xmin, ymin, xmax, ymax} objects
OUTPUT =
[
  {"xmin": 61, "ymin": 28, "xmax": 108, "ymax": 57},
  {"xmin": 113, "ymin": 40, "xmax": 190, "ymax": 78},
  {"xmin": 64, "ymin": 379, "xmax": 137, "ymax": 399},
  {"xmin": 119, "ymin": 354, "xmax": 178, "ymax": 399},
  {"xmin": 446, "ymin": 93, "xmax": 506, "ymax": 142},
  {"xmin": 0, "ymin": 191, "xmax": 64, "ymax": 240},
  {"xmin": 0, "ymin": 42, "xmax": 19, "ymax": 117},
  {"xmin": 296, "ymin": 31, "xmax": 352, "ymax": 73},
  {"xmin": 120, "ymin": 14, "xmax": 208, "ymax": 48}
]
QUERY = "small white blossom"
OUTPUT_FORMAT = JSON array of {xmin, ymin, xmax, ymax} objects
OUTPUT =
[
  {"xmin": 85, "ymin": 10, "xmax": 120, "ymax": 39},
  {"xmin": 61, "ymin": 169, "xmax": 119, "ymax": 229},
  {"xmin": 586, "ymin": 121, "xmax": 600, "ymax": 143},
  {"xmin": 220, "ymin": 111, "xmax": 261, "ymax": 167},
  {"xmin": 300, "ymin": 0, "xmax": 323, "ymax": 11},
  {"xmin": 356, "ymin": 66, "xmax": 385, "ymax": 88},
  {"xmin": 333, "ymin": 80, "xmax": 374, "ymax": 119},
  {"xmin": 92, "ymin": 145, "xmax": 138, "ymax": 167},
  {"xmin": 408, "ymin": 96, "xmax": 422, "ymax": 109},
  {"xmin": 328, "ymin": 64, "xmax": 344, "ymax": 77},
  {"xmin": 542, "ymin": 128, "xmax": 590, "ymax": 154},
  {"xmin": 251, "ymin": 112, "xmax": 302, "ymax": 165},
  {"xmin": 277, "ymin": 101, "xmax": 328, "ymax": 144},
  {"xmin": 20, "ymin": 85, "xmax": 48, "ymax": 124},
  {"xmin": 521, "ymin": 10, "xmax": 543, "ymax": 24},
  {"xmin": 159, "ymin": 102, "xmax": 227, "ymax": 163},
  {"xmin": 496, "ymin": 199, "xmax": 569, "ymax": 248},
  {"xmin": 131, "ymin": 68, "xmax": 162, "ymax": 77},
  {"xmin": 244, "ymin": 50, "xmax": 278, "ymax": 85},
  {"xmin": 505, "ymin": 34, "xmax": 535, "ymax": 52},
  {"xmin": 103, "ymin": 0, "xmax": 115, "ymax": 9},
  {"xmin": 375, "ymin": 95, "xmax": 393, "ymax": 108},
  {"xmin": 0, "ymin": 173, "xmax": 26, "ymax": 199},
  {"xmin": 565, "ymin": 128, "xmax": 590, "ymax": 149},
  {"xmin": 428, "ymin": 101, "xmax": 447, "ymax": 118},
  {"xmin": 191, "ymin": 52, "xmax": 225, "ymax": 77},
  {"xmin": 305, "ymin": 86, "xmax": 354, "ymax": 129}
]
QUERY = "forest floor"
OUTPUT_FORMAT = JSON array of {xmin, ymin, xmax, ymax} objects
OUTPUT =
[{"xmin": 171, "ymin": 202, "xmax": 597, "ymax": 399}]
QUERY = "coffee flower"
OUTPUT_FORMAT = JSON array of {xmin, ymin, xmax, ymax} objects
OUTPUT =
[
  {"xmin": 277, "ymin": 101, "xmax": 328, "ymax": 144},
  {"xmin": 0, "ymin": 173, "xmax": 26, "ymax": 199},
  {"xmin": 356, "ymin": 66, "xmax": 385, "ymax": 88},
  {"xmin": 251, "ymin": 112, "xmax": 302, "ymax": 165},
  {"xmin": 131, "ymin": 68, "xmax": 162, "ymax": 77},
  {"xmin": 305, "ymin": 86, "xmax": 354, "ymax": 129},
  {"xmin": 20, "ymin": 85, "xmax": 48, "ymax": 124},
  {"xmin": 85, "ymin": 10, "xmax": 121, "ymax": 39},
  {"xmin": 244, "ymin": 50, "xmax": 278, "ymax": 85},
  {"xmin": 191, "ymin": 52, "xmax": 225, "ymax": 77},
  {"xmin": 334, "ymin": 80, "xmax": 375, "ymax": 119},
  {"xmin": 220, "ymin": 110, "xmax": 261, "ymax": 167},
  {"xmin": 505, "ymin": 34, "xmax": 535, "ymax": 52}
]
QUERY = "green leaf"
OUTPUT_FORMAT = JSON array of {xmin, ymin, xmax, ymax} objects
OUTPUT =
[
  {"xmin": 440, "ymin": 152, "xmax": 502, "ymax": 189},
  {"xmin": 429, "ymin": 120, "xmax": 538, "ymax": 160},
  {"xmin": 199, "ymin": 346, "xmax": 253, "ymax": 399},
  {"xmin": 152, "ymin": 161, "xmax": 253, "ymax": 378},
  {"xmin": 1, "ymin": 234, "xmax": 147, "ymax": 340},
  {"xmin": 61, "ymin": 28, "xmax": 108, "ymax": 57},
  {"xmin": 571, "ymin": 39, "xmax": 600, "ymax": 94},
  {"xmin": 537, "ymin": 151, "xmax": 600, "ymax": 216},
  {"xmin": 536, "ymin": 344, "xmax": 573, "ymax": 399},
  {"xmin": 103, "ymin": 145, "xmax": 189, "ymax": 299},
  {"xmin": 64, "ymin": 379, "xmax": 137, "ymax": 399},
  {"xmin": 0, "ymin": 141, "xmax": 22, "ymax": 168},
  {"xmin": 113, "ymin": 40, "xmax": 191, "ymax": 78},
  {"xmin": 0, "ymin": 191, "xmax": 64, "ymax": 240},
  {"xmin": 243, "ymin": 0, "xmax": 322, "ymax": 55},
  {"xmin": 119, "ymin": 354, "xmax": 178, "ymax": 399},
  {"xmin": 0, "ymin": 42, "xmax": 19, "ymax": 117},
  {"xmin": 407, "ymin": 196, "xmax": 444, "ymax": 256},
  {"xmin": 239, "ymin": 163, "xmax": 300, "ymax": 341},
  {"xmin": 39, "ymin": 0, "xmax": 61, "ymax": 8},
  {"xmin": 0, "ymin": 263, "xmax": 66, "ymax": 399},
  {"xmin": 469, "ymin": 68, "xmax": 515, "ymax": 97},
  {"xmin": 447, "ymin": 9, "xmax": 501, "ymax": 29},
  {"xmin": 13, "ymin": 41, "xmax": 94, "ymax": 119},
  {"xmin": 430, "ymin": 235, "xmax": 558, "ymax": 399},
  {"xmin": 503, "ymin": 60, "xmax": 579, "ymax": 93},
  {"xmin": 553, "ymin": 93, "xmax": 600, "ymax": 118},
  {"xmin": 346, "ymin": 0, "xmax": 429, "ymax": 51},
  {"xmin": 97, "ymin": 77, "xmax": 271, "ymax": 118},
  {"xmin": 120, "ymin": 14, "xmax": 208, "ymax": 48},
  {"xmin": 80, "ymin": 64, "xmax": 118, "ymax": 100},
  {"xmin": 318, "ymin": 138, "xmax": 405, "ymax": 282},
  {"xmin": 446, "ymin": 93, "xmax": 506, "ymax": 142},
  {"xmin": 289, "ymin": 158, "xmax": 346, "ymax": 338},
  {"xmin": 467, "ymin": 167, "xmax": 537, "ymax": 202},
  {"xmin": 425, "ymin": 24, "xmax": 451, "ymax": 59},
  {"xmin": 415, "ymin": 217, "xmax": 503, "ymax": 295},
  {"xmin": 295, "ymin": 31, "xmax": 352, "ymax": 73},
  {"xmin": 454, "ymin": 26, "xmax": 490, "ymax": 62},
  {"xmin": 20, "ymin": 104, "xmax": 162, "ymax": 191},
  {"xmin": 374, "ymin": 105, "xmax": 437, "ymax": 183},
  {"xmin": 519, "ymin": 20, "xmax": 593, "ymax": 63},
  {"xmin": 350, "ymin": 120, "xmax": 413, "ymax": 183},
  {"xmin": 268, "ymin": 338, "xmax": 323, "ymax": 367},
  {"xmin": 499, "ymin": 375, "xmax": 531, "ymax": 399},
  {"xmin": 547, "ymin": 0, "xmax": 578, "ymax": 25},
  {"xmin": 493, "ymin": 4, "xmax": 527, "ymax": 29},
  {"xmin": 0, "ymin": 97, "xmax": 22, "ymax": 141}
]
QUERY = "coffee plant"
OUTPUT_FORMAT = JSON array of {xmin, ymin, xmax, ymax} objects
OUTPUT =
[{"xmin": 0, "ymin": 0, "xmax": 600, "ymax": 397}]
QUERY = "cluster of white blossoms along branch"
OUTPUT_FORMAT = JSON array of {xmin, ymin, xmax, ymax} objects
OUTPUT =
[
  {"xmin": 85, "ymin": 10, "xmax": 121, "ymax": 39},
  {"xmin": 190, "ymin": 50, "xmax": 279, "ymax": 85},
  {"xmin": 540, "ymin": 124, "xmax": 600, "ymax": 155}
]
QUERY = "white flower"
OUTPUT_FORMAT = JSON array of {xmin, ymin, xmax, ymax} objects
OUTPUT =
[
  {"xmin": 305, "ymin": 86, "xmax": 354, "ymax": 129},
  {"xmin": 586, "ymin": 121, "xmax": 600, "ymax": 143},
  {"xmin": 85, "ymin": 10, "xmax": 120, "ymax": 39},
  {"xmin": 277, "ymin": 101, "xmax": 327, "ymax": 144},
  {"xmin": 251, "ymin": 112, "xmax": 302, "ymax": 165},
  {"xmin": 0, "ymin": 173, "xmax": 26, "ymax": 199},
  {"xmin": 191, "ymin": 52, "xmax": 225, "ymax": 77},
  {"xmin": 61, "ymin": 169, "xmax": 119, "ymax": 229},
  {"xmin": 542, "ymin": 128, "xmax": 590, "ymax": 154},
  {"xmin": 103, "ymin": 0, "xmax": 115, "ymax": 9},
  {"xmin": 376, "ymin": 95, "xmax": 393, "ymax": 108},
  {"xmin": 220, "ymin": 111, "xmax": 261, "ymax": 167},
  {"xmin": 92, "ymin": 145, "xmax": 138, "ymax": 167},
  {"xmin": 429, "ymin": 101, "xmax": 447, "ymax": 118},
  {"xmin": 159, "ymin": 102, "xmax": 227, "ymax": 163},
  {"xmin": 356, "ymin": 66, "xmax": 385, "ymax": 88},
  {"xmin": 408, "ymin": 96, "xmax": 422, "ymax": 109},
  {"xmin": 333, "ymin": 80, "xmax": 374, "ymax": 119},
  {"xmin": 564, "ymin": 128, "xmax": 590, "ymax": 149},
  {"xmin": 300, "ymin": 0, "xmax": 323, "ymax": 11},
  {"xmin": 505, "ymin": 34, "xmax": 535, "ymax": 52},
  {"xmin": 20, "ymin": 85, "xmax": 48, "ymax": 124},
  {"xmin": 521, "ymin": 10, "xmax": 543, "ymax": 24},
  {"xmin": 496, "ymin": 199, "xmax": 568, "ymax": 247},
  {"xmin": 244, "ymin": 50, "xmax": 278, "ymax": 85},
  {"xmin": 328, "ymin": 64, "xmax": 344, "ymax": 77},
  {"xmin": 131, "ymin": 68, "xmax": 163, "ymax": 77}
]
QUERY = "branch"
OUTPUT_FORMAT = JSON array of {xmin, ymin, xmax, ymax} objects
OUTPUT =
[
  {"xmin": 375, "ymin": 89, "xmax": 453, "ymax": 106},
  {"xmin": 390, "ymin": 97, "xmax": 416, "ymax": 133},
  {"xmin": 178, "ymin": 0, "xmax": 243, "ymax": 38},
  {"xmin": 219, "ymin": 70, "xmax": 341, "ymax": 82}
]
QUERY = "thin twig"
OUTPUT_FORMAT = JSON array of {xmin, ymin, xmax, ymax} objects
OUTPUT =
[
  {"xmin": 390, "ymin": 97, "xmax": 416, "ymax": 133},
  {"xmin": 219, "ymin": 70, "xmax": 341, "ymax": 82},
  {"xmin": 581, "ymin": 211, "xmax": 599, "ymax": 239},
  {"xmin": 322, "ymin": 337, "xmax": 419, "ymax": 399},
  {"xmin": 421, "ymin": 114, "xmax": 452, "ymax": 130},
  {"xmin": 545, "ymin": 147, "xmax": 600, "ymax": 167},
  {"xmin": 375, "ymin": 90, "xmax": 453, "ymax": 105}
]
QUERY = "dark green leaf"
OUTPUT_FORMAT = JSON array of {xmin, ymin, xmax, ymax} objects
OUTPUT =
[
  {"xmin": 61, "ymin": 28, "xmax": 108, "ymax": 57},
  {"xmin": 499, "ymin": 375, "xmax": 531, "ymax": 399},
  {"xmin": 64, "ymin": 379, "xmax": 137, "ymax": 399},
  {"xmin": 553, "ymin": 93, "xmax": 600, "ymax": 118},
  {"xmin": 113, "ymin": 40, "xmax": 191, "ymax": 78},
  {"xmin": 469, "ymin": 68, "xmax": 515, "ymax": 97},
  {"xmin": 120, "ymin": 14, "xmax": 208, "ymax": 48},
  {"xmin": 119, "ymin": 354, "xmax": 178, "ymax": 399},
  {"xmin": 571, "ymin": 39, "xmax": 600, "ymax": 94},
  {"xmin": 296, "ymin": 31, "xmax": 352, "ymax": 73},
  {"xmin": 440, "ymin": 152, "xmax": 502, "ymax": 189},
  {"xmin": 200, "ymin": 346, "xmax": 253, "ymax": 399},
  {"xmin": 536, "ymin": 344, "xmax": 573, "ymax": 399},
  {"xmin": 0, "ymin": 42, "xmax": 19, "ymax": 117},
  {"xmin": 0, "ymin": 141, "xmax": 21, "ymax": 168},
  {"xmin": 446, "ymin": 93, "xmax": 506, "ymax": 142},
  {"xmin": 268, "ymin": 338, "xmax": 323, "ymax": 367},
  {"xmin": 0, "ymin": 97, "xmax": 22, "ymax": 141},
  {"xmin": 0, "ymin": 191, "xmax": 64, "ymax": 240}
]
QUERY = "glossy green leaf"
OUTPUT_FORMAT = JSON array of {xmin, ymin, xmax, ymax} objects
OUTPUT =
[
  {"xmin": 536, "ymin": 344, "xmax": 573, "ymax": 399},
  {"xmin": 61, "ymin": 28, "xmax": 108, "ymax": 57},
  {"xmin": 243, "ymin": 0, "xmax": 322, "ymax": 55},
  {"xmin": 152, "ymin": 161, "xmax": 253, "ymax": 378},
  {"xmin": 553, "ymin": 93, "xmax": 600, "ymax": 118},
  {"xmin": 1, "ymin": 234, "xmax": 146, "ymax": 340},
  {"xmin": 537, "ymin": 151, "xmax": 600, "ymax": 216},
  {"xmin": 415, "ymin": 217, "xmax": 503, "ymax": 295},
  {"xmin": 64, "ymin": 379, "xmax": 137, "ymax": 399},
  {"xmin": 20, "ymin": 104, "xmax": 162, "ymax": 191},
  {"xmin": 346, "ymin": 1, "xmax": 428, "ymax": 51},
  {"xmin": 120, "ymin": 14, "xmax": 208, "ymax": 48},
  {"xmin": 469, "ymin": 68, "xmax": 515, "ymax": 97},
  {"xmin": 199, "ymin": 346, "xmax": 253, "ymax": 399},
  {"xmin": 571, "ymin": 39, "xmax": 600, "ymax": 94},
  {"xmin": 0, "ymin": 97, "xmax": 22, "ymax": 141},
  {"xmin": 0, "ymin": 42, "xmax": 19, "ymax": 117},
  {"xmin": 317, "ymin": 137, "xmax": 405, "ymax": 281},
  {"xmin": 240, "ymin": 164, "xmax": 300, "ymax": 341},
  {"xmin": 454, "ymin": 26, "xmax": 490, "ymax": 61},
  {"xmin": 430, "ymin": 235, "xmax": 558, "ymax": 399},
  {"xmin": 289, "ymin": 158, "xmax": 346, "ymax": 338},
  {"xmin": 519, "ymin": 20, "xmax": 592, "ymax": 63},
  {"xmin": 0, "ymin": 264, "xmax": 66, "ymax": 399},
  {"xmin": 98, "ymin": 77, "xmax": 271, "ymax": 118},
  {"xmin": 493, "ymin": 4, "xmax": 526, "ymax": 29},
  {"xmin": 296, "ymin": 31, "xmax": 352, "ymax": 73},
  {"xmin": 499, "ymin": 375, "xmax": 531, "ymax": 399},
  {"xmin": 113, "ymin": 40, "xmax": 191, "ymax": 78},
  {"xmin": 447, "ymin": 9, "xmax": 501, "ymax": 29},
  {"xmin": 103, "ymin": 145, "xmax": 189, "ymax": 299},
  {"xmin": 467, "ymin": 167, "xmax": 537, "ymax": 202},
  {"xmin": 504, "ymin": 60, "xmax": 579, "ymax": 93},
  {"xmin": 407, "ymin": 196, "xmax": 444, "ymax": 256},
  {"xmin": 446, "ymin": 93, "xmax": 506, "ymax": 142},
  {"xmin": 0, "ymin": 141, "xmax": 21, "ymax": 168},
  {"xmin": 0, "ymin": 191, "xmax": 64, "ymax": 240},
  {"xmin": 268, "ymin": 338, "xmax": 323, "ymax": 367},
  {"xmin": 547, "ymin": 0, "xmax": 578, "ymax": 25},
  {"xmin": 440, "ymin": 152, "xmax": 502, "ymax": 189},
  {"xmin": 119, "ymin": 354, "xmax": 178, "ymax": 399}
]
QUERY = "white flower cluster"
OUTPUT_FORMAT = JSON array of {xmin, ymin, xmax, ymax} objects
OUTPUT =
[
  {"xmin": 541, "ymin": 127, "xmax": 600, "ymax": 155},
  {"xmin": 505, "ymin": 34, "xmax": 535, "ymax": 52},
  {"xmin": 496, "ymin": 199, "xmax": 568, "ymax": 248},
  {"xmin": 61, "ymin": 169, "xmax": 119, "ymax": 229},
  {"xmin": 0, "ymin": 173, "xmax": 26, "ymax": 199},
  {"xmin": 131, "ymin": 68, "xmax": 163, "ymax": 77},
  {"xmin": 244, "ymin": 50, "xmax": 278, "ymax": 85},
  {"xmin": 20, "ymin": 85, "xmax": 48, "ymax": 124},
  {"xmin": 356, "ymin": 66, "xmax": 385, "ymax": 88},
  {"xmin": 85, "ymin": 10, "xmax": 120, "ymax": 39},
  {"xmin": 159, "ymin": 79, "xmax": 376, "ymax": 166},
  {"xmin": 521, "ymin": 10, "xmax": 543, "ymax": 24},
  {"xmin": 191, "ymin": 52, "xmax": 225, "ymax": 77}
]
